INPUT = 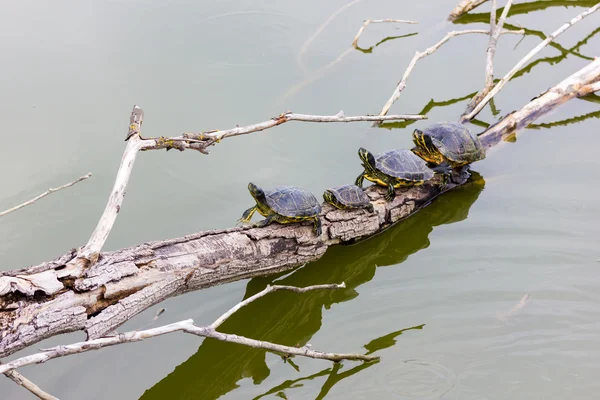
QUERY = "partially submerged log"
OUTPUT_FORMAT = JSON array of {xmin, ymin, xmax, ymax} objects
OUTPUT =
[{"xmin": 1, "ymin": 57, "xmax": 598, "ymax": 358}]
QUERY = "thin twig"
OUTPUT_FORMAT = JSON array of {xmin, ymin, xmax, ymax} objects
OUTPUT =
[
  {"xmin": 448, "ymin": 0, "xmax": 490, "ymax": 21},
  {"xmin": 376, "ymin": 28, "xmax": 523, "ymax": 118},
  {"xmin": 0, "ymin": 173, "xmax": 92, "ymax": 218},
  {"xmin": 181, "ymin": 111, "xmax": 426, "ymax": 143},
  {"xmin": 211, "ymin": 283, "xmax": 346, "ymax": 329},
  {"xmin": 3, "ymin": 368, "xmax": 59, "ymax": 400},
  {"xmin": 352, "ymin": 19, "xmax": 418, "ymax": 48},
  {"xmin": 461, "ymin": 0, "xmax": 514, "ymax": 120},
  {"xmin": 0, "ymin": 281, "xmax": 375, "ymax": 375},
  {"xmin": 462, "ymin": 2, "xmax": 600, "ymax": 121}
]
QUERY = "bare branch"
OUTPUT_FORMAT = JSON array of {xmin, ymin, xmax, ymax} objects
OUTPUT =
[
  {"xmin": 481, "ymin": 57, "xmax": 600, "ymax": 148},
  {"xmin": 78, "ymin": 138, "xmax": 144, "ymax": 264},
  {"xmin": 181, "ymin": 111, "xmax": 426, "ymax": 143},
  {"xmin": 210, "ymin": 282, "xmax": 346, "ymax": 329},
  {"xmin": 352, "ymin": 19, "xmax": 418, "ymax": 48},
  {"xmin": 461, "ymin": 0, "xmax": 514, "ymax": 120},
  {"xmin": 376, "ymin": 28, "xmax": 523, "ymax": 118},
  {"xmin": 462, "ymin": 2, "xmax": 600, "ymax": 121},
  {"xmin": 0, "ymin": 173, "xmax": 92, "ymax": 218},
  {"xmin": 448, "ymin": 0, "xmax": 489, "ymax": 21},
  {"xmin": 0, "ymin": 302, "xmax": 376, "ymax": 376},
  {"xmin": 3, "ymin": 368, "xmax": 59, "ymax": 400}
]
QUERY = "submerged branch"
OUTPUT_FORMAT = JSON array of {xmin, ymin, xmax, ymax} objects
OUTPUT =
[{"xmin": 0, "ymin": 173, "xmax": 92, "ymax": 218}]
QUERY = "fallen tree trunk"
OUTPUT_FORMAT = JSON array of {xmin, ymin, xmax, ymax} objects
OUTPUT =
[{"xmin": 0, "ymin": 57, "xmax": 598, "ymax": 358}]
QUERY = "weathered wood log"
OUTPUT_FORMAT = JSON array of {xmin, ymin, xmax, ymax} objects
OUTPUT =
[{"xmin": 0, "ymin": 58, "xmax": 598, "ymax": 359}]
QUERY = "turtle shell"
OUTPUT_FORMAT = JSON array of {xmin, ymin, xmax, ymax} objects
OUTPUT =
[
  {"xmin": 421, "ymin": 122, "xmax": 486, "ymax": 164},
  {"xmin": 264, "ymin": 186, "xmax": 322, "ymax": 218},
  {"xmin": 327, "ymin": 185, "xmax": 370, "ymax": 207},
  {"xmin": 376, "ymin": 149, "xmax": 434, "ymax": 182}
]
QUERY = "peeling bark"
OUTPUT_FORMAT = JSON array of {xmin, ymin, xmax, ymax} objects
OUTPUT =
[{"xmin": 0, "ymin": 58, "xmax": 599, "ymax": 359}]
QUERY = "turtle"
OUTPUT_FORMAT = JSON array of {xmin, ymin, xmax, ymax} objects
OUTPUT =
[
  {"xmin": 411, "ymin": 122, "xmax": 486, "ymax": 167},
  {"xmin": 239, "ymin": 182, "xmax": 322, "ymax": 235},
  {"xmin": 323, "ymin": 185, "xmax": 374, "ymax": 213},
  {"xmin": 355, "ymin": 148, "xmax": 451, "ymax": 201}
]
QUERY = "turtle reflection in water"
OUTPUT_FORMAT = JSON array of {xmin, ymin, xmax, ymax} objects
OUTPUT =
[
  {"xmin": 323, "ymin": 184, "xmax": 374, "ymax": 213},
  {"xmin": 239, "ymin": 182, "xmax": 322, "ymax": 236},
  {"xmin": 355, "ymin": 148, "xmax": 451, "ymax": 201},
  {"xmin": 412, "ymin": 122, "xmax": 486, "ymax": 168}
]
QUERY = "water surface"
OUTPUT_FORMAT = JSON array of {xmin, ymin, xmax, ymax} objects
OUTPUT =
[{"xmin": 1, "ymin": 0, "xmax": 599, "ymax": 399}]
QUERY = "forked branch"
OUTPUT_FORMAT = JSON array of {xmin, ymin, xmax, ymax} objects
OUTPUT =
[
  {"xmin": 0, "ymin": 282, "xmax": 375, "ymax": 376},
  {"xmin": 463, "ymin": 2, "xmax": 600, "ymax": 121},
  {"xmin": 377, "ymin": 28, "xmax": 523, "ymax": 118}
]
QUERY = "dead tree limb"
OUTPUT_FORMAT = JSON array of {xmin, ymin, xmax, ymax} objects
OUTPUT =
[
  {"xmin": 0, "ymin": 173, "xmax": 91, "ymax": 218},
  {"xmin": 463, "ymin": 2, "xmax": 600, "ymax": 121},
  {"xmin": 3, "ymin": 368, "xmax": 59, "ymax": 400},
  {"xmin": 461, "ymin": 0, "xmax": 513, "ymax": 118},
  {"xmin": 0, "ymin": 282, "xmax": 375, "ymax": 376},
  {"xmin": 448, "ymin": 0, "xmax": 489, "ymax": 21},
  {"xmin": 0, "ymin": 56, "xmax": 598, "ymax": 358},
  {"xmin": 376, "ymin": 28, "xmax": 523, "ymax": 118}
]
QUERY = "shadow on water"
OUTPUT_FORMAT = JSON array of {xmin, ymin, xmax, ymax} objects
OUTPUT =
[
  {"xmin": 354, "ymin": 32, "xmax": 418, "ymax": 54},
  {"xmin": 139, "ymin": 173, "xmax": 486, "ymax": 400}
]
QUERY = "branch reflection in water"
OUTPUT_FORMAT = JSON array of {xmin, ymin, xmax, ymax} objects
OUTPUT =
[{"xmin": 139, "ymin": 173, "xmax": 486, "ymax": 400}]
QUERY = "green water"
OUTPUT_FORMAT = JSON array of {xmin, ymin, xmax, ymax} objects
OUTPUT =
[{"xmin": 1, "ymin": 0, "xmax": 599, "ymax": 399}]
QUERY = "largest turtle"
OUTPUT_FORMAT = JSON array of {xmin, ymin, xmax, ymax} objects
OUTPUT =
[
  {"xmin": 412, "ymin": 122, "xmax": 486, "ymax": 167},
  {"xmin": 355, "ymin": 148, "xmax": 450, "ymax": 201},
  {"xmin": 239, "ymin": 183, "xmax": 322, "ymax": 235}
]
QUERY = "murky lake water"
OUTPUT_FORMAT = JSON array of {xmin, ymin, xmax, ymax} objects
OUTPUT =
[{"xmin": 1, "ymin": 0, "xmax": 600, "ymax": 399}]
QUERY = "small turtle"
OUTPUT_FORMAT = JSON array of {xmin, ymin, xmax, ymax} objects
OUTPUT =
[
  {"xmin": 355, "ymin": 148, "xmax": 450, "ymax": 201},
  {"xmin": 323, "ymin": 185, "xmax": 374, "ymax": 213},
  {"xmin": 239, "ymin": 183, "xmax": 322, "ymax": 235},
  {"xmin": 412, "ymin": 122, "xmax": 486, "ymax": 167}
]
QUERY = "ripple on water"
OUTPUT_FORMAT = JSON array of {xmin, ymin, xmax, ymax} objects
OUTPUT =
[{"xmin": 347, "ymin": 359, "xmax": 458, "ymax": 399}]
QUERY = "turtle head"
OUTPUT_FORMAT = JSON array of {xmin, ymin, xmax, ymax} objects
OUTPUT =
[
  {"xmin": 247, "ymin": 182, "xmax": 266, "ymax": 201},
  {"xmin": 411, "ymin": 129, "xmax": 439, "ymax": 163},
  {"xmin": 358, "ymin": 148, "xmax": 376, "ymax": 170}
]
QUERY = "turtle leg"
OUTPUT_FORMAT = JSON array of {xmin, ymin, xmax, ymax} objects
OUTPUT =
[
  {"xmin": 355, "ymin": 172, "xmax": 365, "ymax": 188},
  {"xmin": 313, "ymin": 216, "xmax": 322, "ymax": 236},
  {"xmin": 366, "ymin": 203, "xmax": 375, "ymax": 213},
  {"xmin": 253, "ymin": 214, "xmax": 275, "ymax": 229},
  {"xmin": 431, "ymin": 161, "xmax": 453, "ymax": 188},
  {"xmin": 384, "ymin": 182, "xmax": 396, "ymax": 202},
  {"xmin": 238, "ymin": 206, "xmax": 257, "ymax": 224}
]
